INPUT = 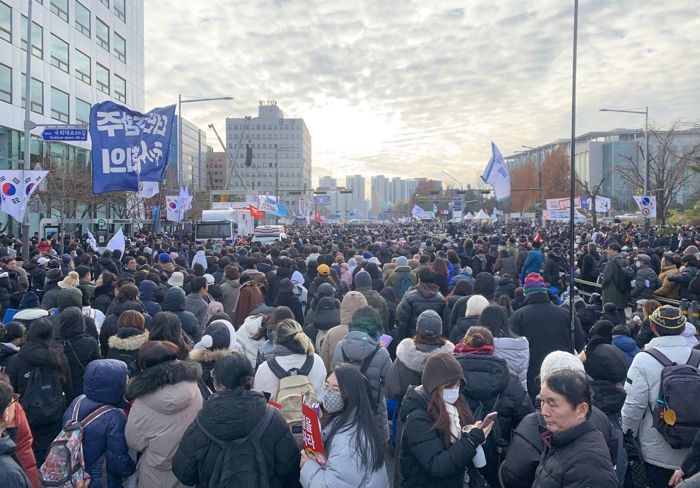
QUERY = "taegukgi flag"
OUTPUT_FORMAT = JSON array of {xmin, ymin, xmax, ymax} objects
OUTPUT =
[
  {"xmin": 480, "ymin": 142, "xmax": 511, "ymax": 201},
  {"xmin": 0, "ymin": 170, "xmax": 48, "ymax": 223}
]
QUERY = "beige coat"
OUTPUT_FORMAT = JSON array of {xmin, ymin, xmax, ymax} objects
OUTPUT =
[
  {"xmin": 655, "ymin": 265, "xmax": 680, "ymax": 299},
  {"xmin": 125, "ymin": 361, "xmax": 203, "ymax": 488}
]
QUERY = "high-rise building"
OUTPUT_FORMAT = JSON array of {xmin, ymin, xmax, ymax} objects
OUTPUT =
[
  {"xmin": 318, "ymin": 175, "xmax": 336, "ymax": 189},
  {"xmin": 0, "ymin": 0, "xmax": 145, "ymax": 234},
  {"xmin": 164, "ymin": 115, "xmax": 208, "ymax": 193},
  {"xmin": 225, "ymin": 101, "xmax": 312, "ymax": 215},
  {"xmin": 206, "ymin": 151, "xmax": 227, "ymax": 191},
  {"xmin": 345, "ymin": 174, "xmax": 368, "ymax": 219},
  {"xmin": 371, "ymin": 175, "xmax": 390, "ymax": 214}
]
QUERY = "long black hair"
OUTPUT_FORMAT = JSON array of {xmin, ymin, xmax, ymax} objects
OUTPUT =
[
  {"xmin": 478, "ymin": 305, "xmax": 515, "ymax": 338},
  {"xmin": 323, "ymin": 363, "xmax": 384, "ymax": 472}
]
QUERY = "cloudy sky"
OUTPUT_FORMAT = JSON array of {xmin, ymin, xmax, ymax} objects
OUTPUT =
[{"xmin": 144, "ymin": 0, "xmax": 700, "ymax": 187}]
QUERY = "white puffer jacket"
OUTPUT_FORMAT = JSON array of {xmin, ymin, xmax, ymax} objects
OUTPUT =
[
  {"xmin": 494, "ymin": 336, "xmax": 530, "ymax": 391},
  {"xmin": 622, "ymin": 335, "xmax": 692, "ymax": 469}
]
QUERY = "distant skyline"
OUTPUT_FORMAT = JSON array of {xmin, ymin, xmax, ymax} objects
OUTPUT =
[{"xmin": 144, "ymin": 1, "xmax": 700, "ymax": 187}]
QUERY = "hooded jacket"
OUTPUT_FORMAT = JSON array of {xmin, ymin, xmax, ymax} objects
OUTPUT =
[
  {"xmin": 655, "ymin": 265, "xmax": 680, "ymax": 299},
  {"xmin": 125, "ymin": 360, "xmax": 203, "ymax": 488},
  {"xmin": 92, "ymin": 284, "xmax": 115, "ymax": 315},
  {"xmin": 220, "ymin": 279, "xmax": 241, "ymax": 317},
  {"xmin": 630, "ymin": 266, "xmax": 662, "ymax": 301},
  {"xmin": 138, "ymin": 280, "xmax": 163, "ymax": 318},
  {"xmin": 7, "ymin": 403, "xmax": 40, "ymax": 488},
  {"xmin": 234, "ymin": 314, "xmax": 267, "ymax": 368},
  {"xmin": 602, "ymin": 253, "xmax": 631, "ymax": 309},
  {"xmin": 355, "ymin": 282, "xmax": 390, "ymax": 331},
  {"xmin": 319, "ymin": 292, "xmax": 368, "ymax": 369},
  {"xmin": 99, "ymin": 300, "xmax": 152, "ymax": 357},
  {"xmin": 161, "ymin": 288, "xmax": 200, "ymax": 342},
  {"xmin": 172, "ymin": 390, "xmax": 301, "ymax": 488},
  {"xmin": 493, "ymin": 336, "xmax": 530, "ymax": 391},
  {"xmin": 0, "ymin": 434, "xmax": 31, "ymax": 488},
  {"xmin": 332, "ymin": 330, "xmax": 392, "ymax": 441},
  {"xmin": 385, "ymin": 338, "xmax": 455, "ymax": 401},
  {"xmin": 396, "ymin": 284, "xmax": 445, "ymax": 341},
  {"xmin": 105, "ymin": 327, "xmax": 149, "ymax": 377},
  {"xmin": 57, "ymin": 307, "xmax": 101, "ymax": 401},
  {"xmin": 63, "ymin": 360, "xmax": 135, "ymax": 488}
]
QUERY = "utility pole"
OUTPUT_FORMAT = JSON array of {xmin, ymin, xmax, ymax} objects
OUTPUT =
[{"xmin": 21, "ymin": 0, "xmax": 33, "ymax": 261}]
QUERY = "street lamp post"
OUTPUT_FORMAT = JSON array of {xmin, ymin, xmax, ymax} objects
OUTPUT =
[
  {"xmin": 178, "ymin": 95, "xmax": 234, "ymax": 189},
  {"xmin": 521, "ymin": 145, "xmax": 543, "ymax": 226},
  {"xmin": 600, "ymin": 106, "xmax": 649, "ymax": 229},
  {"xmin": 274, "ymin": 145, "xmax": 298, "ymax": 224}
]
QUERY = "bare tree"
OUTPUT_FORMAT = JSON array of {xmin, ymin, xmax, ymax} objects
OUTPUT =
[
  {"xmin": 617, "ymin": 122, "xmax": 700, "ymax": 225},
  {"xmin": 575, "ymin": 175, "xmax": 607, "ymax": 229}
]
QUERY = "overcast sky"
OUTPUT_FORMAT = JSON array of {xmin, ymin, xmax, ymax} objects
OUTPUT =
[{"xmin": 144, "ymin": 0, "xmax": 700, "ymax": 187}]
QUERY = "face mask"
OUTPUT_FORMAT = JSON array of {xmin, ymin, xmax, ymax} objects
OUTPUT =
[
  {"xmin": 442, "ymin": 386, "xmax": 460, "ymax": 405},
  {"xmin": 635, "ymin": 261, "xmax": 642, "ymax": 267},
  {"xmin": 321, "ymin": 386, "xmax": 345, "ymax": 414}
]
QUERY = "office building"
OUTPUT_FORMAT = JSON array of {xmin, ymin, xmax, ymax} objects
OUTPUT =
[
  {"xmin": 0, "ymin": 0, "xmax": 144, "ymax": 235},
  {"xmin": 164, "ymin": 115, "xmax": 208, "ymax": 193},
  {"xmin": 506, "ymin": 129, "xmax": 700, "ymax": 212},
  {"xmin": 370, "ymin": 174, "xmax": 390, "ymax": 214},
  {"xmin": 225, "ymin": 101, "xmax": 312, "ymax": 216},
  {"xmin": 206, "ymin": 151, "xmax": 227, "ymax": 191}
]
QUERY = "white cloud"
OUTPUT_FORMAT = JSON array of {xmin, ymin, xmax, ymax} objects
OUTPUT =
[{"xmin": 144, "ymin": 0, "xmax": 700, "ymax": 186}]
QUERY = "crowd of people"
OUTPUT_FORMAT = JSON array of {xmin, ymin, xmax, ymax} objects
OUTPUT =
[{"xmin": 0, "ymin": 219, "xmax": 700, "ymax": 487}]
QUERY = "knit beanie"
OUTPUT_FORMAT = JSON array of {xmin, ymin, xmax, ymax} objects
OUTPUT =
[
  {"xmin": 540, "ymin": 351, "xmax": 584, "ymax": 381},
  {"xmin": 355, "ymin": 270, "xmax": 372, "ymax": 289},
  {"xmin": 19, "ymin": 292, "xmax": 39, "ymax": 309},
  {"xmin": 396, "ymin": 256, "xmax": 408, "ymax": 267},
  {"xmin": 421, "ymin": 352, "xmax": 466, "ymax": 396},
  {"xmin": 340, "ymin": 291, "xmax": 368, "ymax": 325},
  {"xmin": 159, "ymin": 252, "xmax": 170, "ymax": 263},
  {"xmin": 317, "ymin": 282, "xmax": 335, "ymax": 298},
  {"xmin": 650, "ymin": 305, "xmax": 686, "ymax": 335},
  {"xmin": 523, "ymin": 272, "xmax": 547, "ymax": 296},
  {"xmin": 196, "ymin": 320, "xmax": 234, "ymax": 350},
  {"xmin": 584, "ymin": 344, "xmax": 628, "ymax": 383},
  {"xmin": 417, "ymin": 310, "xmax": 443, "ymax": 339}
]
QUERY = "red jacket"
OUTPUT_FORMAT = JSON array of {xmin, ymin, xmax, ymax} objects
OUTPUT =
[{"xmin": 9, "ymin": 403, "xmax": 40, "ymax": 488}]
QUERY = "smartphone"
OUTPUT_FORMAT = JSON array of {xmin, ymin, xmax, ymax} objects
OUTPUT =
[
  {"xmin": 481, "ymin": 412, "xmax": 498, "ymax": 429},
  {"xmin": 379, "ymin": 334, "xmax": 393, "ymax": 348}
]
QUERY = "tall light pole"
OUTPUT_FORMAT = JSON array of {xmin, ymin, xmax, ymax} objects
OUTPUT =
[
  {"xmin": 599, "ymin": 106, "xmax": 649, "ymax": 230},
  {"xmin": 21, "ymin": 0, "xmax": 34, "ymax": 260},
  {"xmin": 178, "ymin": 96, "xmax": 234, "ymax": 189},
  {"xmin": 568, "ymin": 0, "xmax": 579, "ymax": 353},
  {"xmin": 522, "ymin": 145, "xmax": 543, "ymax": 226}
]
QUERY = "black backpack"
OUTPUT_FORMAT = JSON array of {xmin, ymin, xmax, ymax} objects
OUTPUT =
[
  {"xmin": 643, "ymin": 348, "xmax": 700, "ymax": 449},
  {"xmin": 613, "ymin": 259, "xmax": 635, "ymax": 293},
  {"xmin": 194, "ymin": 406, "xmax": 274, "ymax": 488},
  {"xmin": 21, "ymin": 367, "xmax": 65, "ymax": 426}
]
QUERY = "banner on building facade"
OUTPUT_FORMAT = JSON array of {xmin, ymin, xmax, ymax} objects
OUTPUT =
[
  {"xmin": 90, "ymin": 101, "xmax": 176, "ymax": 194},
  {"xmin": 313, "ymin": 195, "xmax": 331, "ymax": 205}
]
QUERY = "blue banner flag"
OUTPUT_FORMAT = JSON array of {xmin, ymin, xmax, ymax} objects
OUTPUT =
[{"xmin": 90, "ymin": 101, "xmax": 176, "ymax": 193}]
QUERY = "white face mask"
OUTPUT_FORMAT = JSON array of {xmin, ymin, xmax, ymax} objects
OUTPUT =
[
  {"xmin": 442, "ymin": 386, "xmax": 461, "ymax": 405},
  {"xmin": 635, "ymin": 261, "xmax": 642, "ymax": 267}
]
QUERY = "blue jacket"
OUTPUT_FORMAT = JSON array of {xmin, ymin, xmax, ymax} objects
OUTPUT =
[
  {"xmin": 63, "ymin": 359, "xmax": 135, "ymax": 488},
  {"xmin": 521, "ymin": 250, "xmax": 543, "ymax": 277},
  {"xmin": 448, "ymin": 270, "xmax": 475, "ymax": 292},
  {"xmin": 612, "ymin": 335, "xmax": 639, "ymax": 367}
]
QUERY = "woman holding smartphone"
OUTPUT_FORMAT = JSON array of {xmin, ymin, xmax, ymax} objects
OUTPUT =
[{"xmin": 399, "ymin": 352, "xmax": 492, "ymax": 488}]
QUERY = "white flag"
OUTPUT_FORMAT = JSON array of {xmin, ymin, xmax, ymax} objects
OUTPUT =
[
  {"xmin": 0, "ymin": 170, "xmax": 48, "ymax": 223},
  {"xmin": 412, "ymin": 205, "xmax": 427, "ymax": 219},
  {"xmin": 633, "ymin": 195, "xmax": 657, "ymax": 218},
  {"xmin": 166, "ymin": 195, "xmax": 181, "ymax": 222},
  {"xmin": 87, "ymin": 230, "xmax": 100, "ymax": 252},
  {"xmin": 139, "ymin": 181, "xmax": 160, "ymax": 199},
  {"xmin": 481, "ymin": 142, "xmax": 511, "ymax": 201},
  {"xmin": 106, "ymin": 228, "xmax": 125, "ymax": 254}
]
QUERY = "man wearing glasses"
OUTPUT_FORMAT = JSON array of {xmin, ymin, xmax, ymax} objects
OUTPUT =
[{"xmin": 0, "ymin": 384, "xmax": 31, "ymax": 488}]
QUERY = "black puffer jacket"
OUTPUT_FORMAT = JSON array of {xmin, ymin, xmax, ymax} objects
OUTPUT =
[
  {"xmin": 454, "ymin": 350, "xmax": 533, "ymax": 487},
  {"xmin": 57, "ymin": 307, "xmax": 101, "ymax": 402},
  {"xmin": 399, "ymin": 385, "xmax": 484, "ymax": 488},
  {"xmin": 161, "ymin": 288, "xmax": 200, "ymax": 342},
  {"xmin": 105, "ymin": 327, "xmax": 149, "ymax": 377},
  {"xmin": 0, "ymin": 343, "xmax": 18, "ymax": 369},
  {"xmin": 92, "ymin": 284, "xmax": 114, "ymax": 315},
  {"xmin": 532, "ymin": 419, "xmax": 618, "ymax": 487},
  {"xmin": 396, "ymin": 284, "xmax": 445, "ymax": 341},
  {"xmin": 500, "ymin": 407, "xmax": 616, "ymax": 488},
  {"xmin": 99, "ymin": 300, "xmax": 152, "ymax": 357},
  {"xmin": 590, "ymin": 380, "xmax": 626, "ymax": 416},
  {"xmin": 449, "ymin": 315, "xmax": 479, "ymax": 345},
  {"xmin": 172, "ymin": 389, "xmax": 301, "ymax": 488}
]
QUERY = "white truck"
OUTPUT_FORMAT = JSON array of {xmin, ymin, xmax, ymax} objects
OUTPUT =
[{"xmin": 195, "ymin": 208, "xmax": 255, "ymax": 244}]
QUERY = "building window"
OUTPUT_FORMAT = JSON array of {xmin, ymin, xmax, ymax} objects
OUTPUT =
[
  {"xmin": 21, "ymin": 16, "xmax": 43, "ymax": 59},
  {"xmin": 114, "ymin": 0, "xmax": 125, "ymax": 22},
  {"xmin": 96, "ymin": 17, "xmax": 109, "ymax": 51},
  {"xmin": 50, "ymin": 87, "xmax": 69, "ymax": 122},
  {"xmin": 75, "ymin": 1, "xmax": 90, "ymax": 37},
  {"xmin": 75, "ymin": 97, "xmax": 90, "ymax": 124},
  {"xmin": 21, "ymin": 74, "xmax": 43, "ymax": 114},
  {"xmin": 50, "ymin": 0, "xmax": 68, "ymax": 22},
  {"xmin": 75, "ymin": 49, "xmax": 90, "ymax": 84},
  {"xmin": 0, "ymin": 63, "xmax": 10, "ymax": 103},
  {"xmin": 50, "ymin": 34, "xmax": 69, "ymax": 72},
  {"xmin": 0, "ymin": 2, "xmax": 10, "ymax": 43},
  {"xmin": 114, "ymin": 32, "xmax": 126, "ymax": 62},
  {"xmin": 96, "ymin": 63, "xmax": 109, "ymax": 94},
  {"xmin": 113, "ymin": 73, "xmax": 126, "ymax": 103}
]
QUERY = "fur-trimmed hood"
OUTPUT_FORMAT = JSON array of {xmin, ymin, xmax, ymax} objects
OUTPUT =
[
  {"xmin": 108, "ymin": 329, "xmax": 149, "ymax": 351},
  {"xmin": 126, "ymin": 359, "xmax": 202, "ymax": 401},
  {"xmin": 396, "ymin": 338, "xmax": 455, "ymax": 373},
  {"xmin": 188, "ymin": 347, "xmax": 234, "ymax": 364}
]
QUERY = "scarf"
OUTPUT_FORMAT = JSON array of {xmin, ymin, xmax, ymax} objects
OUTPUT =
[{"xmin": 453, "ymin": 343, "xmax": 495, "ymax": 356}]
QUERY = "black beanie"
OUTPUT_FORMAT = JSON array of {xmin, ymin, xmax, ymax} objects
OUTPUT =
[{"xmin": 584, "ymin": 344, "xmax": 628, "ymax": 383}]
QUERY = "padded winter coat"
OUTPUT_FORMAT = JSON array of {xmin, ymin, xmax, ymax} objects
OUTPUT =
[
  {"xmin": 57, "ymin": 307, "xmax": 101, "ymax": 401},
  {"xmin": 532, "ymin": 419, "xmax": 617, "ymax": 487},
  {"xmin": 396, "ymin": 285, "xmax": 445, "ymax": 341},
  {"xmin": 494, "ymin": 336, "xmax": 530, "ymax": 391},
  {"xmin": 172, "ymin": 389, "xmax": 301, "ymax": 488},
  {"xmin": 385, "ymin": 338, "xmax": 455, "ymax": 401},
  {"xmin": 99, "ymin": 300, "xmax": 152, "ymax": 356},
  {"xmin": 63, "ymin": 360, "xmax": 135, "ymax": 488},
  {"xmin": 125, "ymin": 360, "xmax": 203, "ymax": 488},
  {"xmin": 332, "ymin": 331, "xmax": 392, "ymax": 441}
]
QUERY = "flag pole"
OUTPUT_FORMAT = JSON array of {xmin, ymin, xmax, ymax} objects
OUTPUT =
[{"xmin": 568, "ymin": 0, "xmax": 579, "ymax": 353}]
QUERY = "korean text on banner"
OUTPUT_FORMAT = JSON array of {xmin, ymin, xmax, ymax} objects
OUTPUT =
[
  {"xmin": 481, "ymin": 142, "xmax": 511, "ymax": 201},
  {"xmin": 301, "ymin": 398, "xmax": 326, "ymax": 465},
  {"xmin": 90, "ymin": 101, "xmax": 176, "ymax": 194}
]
